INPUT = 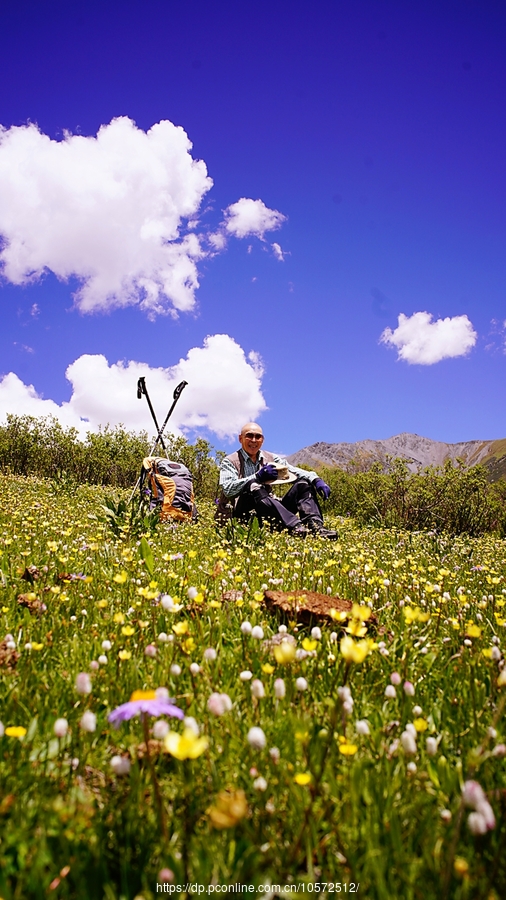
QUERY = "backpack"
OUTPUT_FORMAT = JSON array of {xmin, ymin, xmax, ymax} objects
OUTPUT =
[
  {"xmin": 140, "ymin": 457, "xmax": 197, "ymax": 523},
  {"xmin": 215, "ymin": 450, "xmax": 275, "ymax": 525}
]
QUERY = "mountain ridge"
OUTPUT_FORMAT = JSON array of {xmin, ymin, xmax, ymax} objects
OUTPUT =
[{"xmin": 287, "ymin": 433, "xmax": 506, "ymax": 481}]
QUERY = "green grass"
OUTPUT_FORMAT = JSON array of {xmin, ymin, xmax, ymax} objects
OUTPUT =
[{"xmin": 0, "ymin": 474, "xmax": 505, "ymax": 899}]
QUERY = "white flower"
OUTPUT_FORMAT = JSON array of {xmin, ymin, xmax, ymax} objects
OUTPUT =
[
  {"xmin": 203, "ymin": 647, "xmax": 217, "ymax": 661},
  {"xmin": 54, "ymin": 718, "xmax": 69, "ymax": 738},
  {"xmin": 75, "ymin": 672, "xmax": 92, "ymax": 695},
  {"xmin": 311, "ymin": 627, "xmax": 322, "ymax": 641},
  {"xmin": 170, "ymin": 664, "xmax": 182, "ymax": 676},
  {"xmin": 89, "ymin": 660, "xmax": 99, "ymax": 671},
  {"xmin": 156, "ymin": 687, "xmax": 170, "ymax": 701},
  {"xmin": 80, "ymin": 711, "xmax": 97, "ymax": 733},
  {"xmin": 101, "ymin": 640, "xmax": 112, "ymax": 651},
  {"xmin": 384, "ymin": 685, "xmax": 396, "ymax": 699},
  {"xmin": 278, "ymin": 624, "xmax": 287, "ymax": 634},
  {"xmin": 467, "ymin": 811, "xmax": 488, "ymax": 835},
  {"xmin": 153, "ymin": 720, "xmax": 170, "ymax": 739},
  {"xmin": 440, "ymin": 809, "xmax": 452, "ymax": 823},
  {"xmin": 355, "ymin": 720, "xmax": 370, "ymax": 736},
  {"xmin": 240, "ymin": 670, "xmax": 253, "ymax": 681},
  {"xmin": 269, "ymin": 746, "xmax": 280, "ymax": 762},
  {"xmin": 184, "ymin": 716, "xmax": 200, "ymax": 736},
  {"xmin": 247, "ymin": 727, "xmax": 266, "ymax": 750},
  {"xmin": 251, "ymin": 679, "xmax": 265, "ymax": 699},
  {"xmin": 111, "ymin": 755, "xmax": 131, "ymax": 776},
  {"xmin": 144, "ymin": 644, "xmax": 157, "ymax": 658},
  {"xmin": 491, "ymin": 646, "xmax": 501, "ymax": 661},
  {"xmin": 24, "ymin": 643, "xmax": 32, "ymax": 651},
  {"xmin": 413, "ymin": 705, "xmax": 422, "ymax": 716},
  {"xmin": 241, "ymin": 621, "xmax": 252, "ymax": 635},
  {"xmin": 407, "ymin": 761, "xmax": 417, "ymax": 773},
  {"xmin": 462, "ymin": 780, "xmax": 486, "ymax": 809},
  {"xmin": 161, "ymin": 594, "xmax": 175, "ymax": 610},
  {"xmin": 187, "ymin": 587, "xmax": 198, "ymax": 600},
  {"xmin": 405, "ymin": 723, "xmax": 417, "ymax": 739},
  {"xmin": 189, "ymin": 663, "xmax": 200, "ymax": 675},
  {"xmin": 426, "ymin": 737, "xmax": 438, "ymax": 756},
  {"xmin": 98, "ymin": 655, "xmax": 108, "ymax": 665},
  {"xmin": 295, "ymin": 677, "xmax": 308, "ymax": 692},
  {"xmin": 492, "ymin": 743, "xmax": 506, "ymax": 758},
  {"xmin": 251, "ymin": 625, "xmax": 264, "ymax": 640},
  {"xmin": 403, "ymin": 681, "xmax": 415, "ymax": 696},
  {"xmin": 274, "ymin": 678, "xmax": 285, "ymax": 699},
  {"xmin": 390, "ymin": 672, "xmax": 401, "ymax": 685},
  {"xmin": 207, "ymin": 693, "xmax": 232, "ymax": 715},
  {"xmin": 253, "ymin": 776, "xmax": 268, "ymax": 791},
  {"xmin": 330, "ymin": 632, "xmax": 338, "ymax": 643},
  {"xmin": 0, "ymin": 721, "xmax": 4, "ymax": 737},
  {"xmin": 158, "ymin": 632, "xmax": 169, "ymax": 643},
  {"xmin": 401, "ymin": 731, "xmax": 417, "ymax": 755}
]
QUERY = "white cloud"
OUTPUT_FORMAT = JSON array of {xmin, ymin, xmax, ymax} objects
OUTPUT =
[
  {"xmin": 0, "ymin": 335, "xmax": 266, "ymax": 440},
  {"xmin": 223, "ymin": 198, "xmax": 286, "ymax": 239},
  {"xmin": 380, "ymin": 311, "xmax": 477, "ymax": 365},
  {"xmin": 0, "ymin": 118, "xmax": 287, "ymax": 318},
  {"xmin": 272, "ymin": 242, "xmax": 285, "ymax": 261}
]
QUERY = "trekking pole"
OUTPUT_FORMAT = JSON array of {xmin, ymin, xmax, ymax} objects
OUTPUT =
[
  {"xmin": 128, "ymin": 380, "xmax": 188, "ymax": 504},
  {"xmin": 136, "ymin": 377, "xmax": 167, "ymax": 453}
]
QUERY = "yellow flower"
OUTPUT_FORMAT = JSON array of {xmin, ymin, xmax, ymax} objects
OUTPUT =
[
  {"xmin": 351, "ymin": 603, "xmax": 371, "ymax": 621},
  {"xmin": 340, "ymin": 635, "xmax": 369, "ymax": 664},
  {"xmin": 208, "ymin": 790, "xmax": 248, "ymax": 829},
  {"xmin": 47, "ymin": 542, "xmax": 58, "ymax": 552},
  {"xmin": 253, "ymin": 591, "xmax": 263, "ymax": 603},
  {"xmin": 466, "ymin": 624, "xmax": 482, "ymax": 638},
  {"xmin": 302, "ymin": 638, "xmax": 318, "ymax": 651},
  {"xmin": 497, "ymin": 669, "xmax": 506, "ymax": 688},
  {"xmin": 164, "ymin": 728, "xmax": 208, "ymax": 760},
  {"xmin": 330, "ymin": 608, "xmax": 348, "ymax": 622},
  {"xmin": 413, "ymin": 718, "xmax": 428, "ymax": 732},
  {"xmin": 404, "ymin": 606, "xmax": 430, "ymax": 625},
  {"xmin": 113, "ymin": 571, "xmax": 128, "ymax": 584},
  {"xmin": 183, "ymin": 637, "xmax": 196, "ymax": 653},
  {"xmin": 262, "ymin": 663, "xmax": 275, "ymax": 674},
  {"xmin": 294, "ymin": 772, "xmax": 312, "ymax": 785},
  {"xmin": 121, "ymin": 625, "xmax": 135, "ymax": 636},
  {"xmin": 273, "ymin": 640, "xmax": 296, "ymax": 665},
  {"xmin": 114, "ymin": 613, "xmax": 125, "ymax": 624},
  {"xmin": 97, "ymin": 599, "xmax": 108, "ymax": 609},
  {"xmin": 209, "ymin": 600, "xmax": 221, "ymax": 608},
  {"xmin": 339, "ymin": 742, "xmax": 358, "ymax": 756},
  {"xmin": 118, "ymin": 649, "xmax": 132, "ymax": 660},
  {"xmin": 193, "ymin": 593, "xmax": 204, "ymax": 605},
  {"xmin": 31, "ymin": 642, "xmax": 44, "ymax": 651},
  {"xmin": 345, "ymin": 619, "xmax": 367, "ymax": 637},
  {"xmin": 172, "ymin": 622, "xmax": 189, "ymax": 635},
  {"xmin": 453, "ymin": 858, "xmax": 469, "ymax": 877},
  {"xmin": 188, "ymin": 550, "xmax": 197, "ymax": 559},
  {"xmin": 5, "ymin": 726, "xmax": 27, "ymax": 739}
]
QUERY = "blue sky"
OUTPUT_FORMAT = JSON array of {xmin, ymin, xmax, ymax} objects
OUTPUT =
[{"xmin": 0, "ymin": 0, "xmax": 505, "ymax": 456}]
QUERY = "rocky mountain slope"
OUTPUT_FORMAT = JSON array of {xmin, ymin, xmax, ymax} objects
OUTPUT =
[{"xmin": 288, "ymin": 433, "xmax": 506, "ymax": 480}]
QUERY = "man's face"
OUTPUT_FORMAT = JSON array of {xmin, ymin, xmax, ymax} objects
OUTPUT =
[{"xmin": 239, "ymin": 424, "xmax": 264, "ymax": 460}]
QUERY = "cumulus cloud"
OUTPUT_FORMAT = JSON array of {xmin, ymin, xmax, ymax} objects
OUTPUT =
[
  {"xmin": 272, "ymin": 242, "xmax": 285, "ymax": 261},
  {"xmin": 0, "ymin": 334, "xmax": 266, "ymax": 439},
  {"xmin": 380, "ymin": 311, "xmax": 477, "ymax": 365},
  {"xmin": 223, "ymin": 198, "xmax": 286, "ymax": 239},
  {"xmin": 0, "ymin": 118, "xmax": 286, "ymax": 318}
]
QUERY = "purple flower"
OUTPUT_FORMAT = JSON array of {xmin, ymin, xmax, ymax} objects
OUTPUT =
[{"xmin": 108, "ymin": 690, "xmax": 183, "ymax": 728}]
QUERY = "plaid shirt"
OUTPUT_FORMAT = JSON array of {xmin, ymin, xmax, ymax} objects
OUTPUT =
[{"xmin": 219, "ymin": 447, "xmax": 318, "ymax": 499}]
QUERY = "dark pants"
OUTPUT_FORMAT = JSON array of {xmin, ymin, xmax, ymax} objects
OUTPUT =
[{"xmin": 233, "ymin": 477, "xmax": 323, "ymax": 531}]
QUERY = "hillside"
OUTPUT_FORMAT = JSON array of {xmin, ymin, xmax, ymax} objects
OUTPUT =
[{"xmin": 288, "ymin": 432, "xmax": 506, "ymax": 480}]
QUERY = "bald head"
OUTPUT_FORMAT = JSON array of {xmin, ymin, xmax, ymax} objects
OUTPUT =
[{"xmin": 239, "ymin": 422, "xmax": 264, "ymax": 460}]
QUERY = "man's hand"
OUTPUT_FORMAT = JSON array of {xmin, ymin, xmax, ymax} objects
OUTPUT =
[
  {"xmin": 314, "ymin": 478, "xmax": 331, "ymax": 500},
  {"xmin": 256, "ymin": 464, "xmax": 278, "ymax": 484}
]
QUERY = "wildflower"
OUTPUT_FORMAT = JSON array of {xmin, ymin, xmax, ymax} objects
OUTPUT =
[
  {"xmin": 311, "ymin": 627, "xmax": 322, "ymax": 640},
  {"xmin": 340, "ymin": 635, "xmax": 369, "ymax": 664},
  {"xmin": 110, "ymin": 755, "xmax": 131, "ymax": 775},
  {"xmin": 247, "ymin": 727, "xmax": 266, "ymax": 750},
  {"xmin": 241, "ymin": 621, "xmax": 252, "ymax": 635},
  {"xmin": 274, "ymin": 678, "xmax": 286, "ymax": 699},
  {"xmin": 403, "ymin": 681, "xmax": 415, "ymax": 696},
  {"xmin": 54, "ymin": 718, "xmax": 69, "ymax": 738},
  {"xmin": 158, "ymin": 632, "xmax": 169, "ymax": 642},
  {"xmin": 453, "ymin": 858, "xmax": 469, "ymax": 877},
  {"xmin": 164, "ymin": 727, "xmax": 208, "ymax": 760},
  {"xmin": 413, "ymin": 718, "xmax": 428, "ymax": 733},
  {"xmin": 240, "ymin": 670, "xmax": 253, "ymax": 681},
  {"xmin": 187, "ymin": 587, "xmax": 198, "ymax": 600},
  {"xmin": 118, "ymin": 650, "xmax": 131, "ymax": 660},
  {"xmin": 102, "ymin": 640, "xmax": 112, "ymax": 651},
  {"xmin": 384, "ymin": 685, "xmax": 396, "ymax": 699},
  {"xmin": 262, "ymin": 663, "xmax": 275, "ymax": 674},
  {"xmin": 121, "ymin": 625, "xmax": 135, "ymax": 636},
  {"xmin": 294, "ymin": 772, "xmax": 312, "ymax": 785},
  {"xmin": 269, "ymin": 746, "xmax": 280, "ymax": 762},
  {"xmin": 172, "ymin": 622, "xmax": 188, "ymax": 636},
  {"xmin": 159, "ymin": 869, "xmax": 175, "ymax": 884},
  {"xmin": 295, "ymin": 677, "xmax": 308, "ymax": 692},
  {"xmin": 302, "ymin": 638, "xmax": 318, "ymax": 651},
  {"xmin": 89, "ymin": 660, "xmax": 99, "ymax": 671},
  {"xmin": 467, "ymin": 812, "xmax": 488, "ymax": 835},
  {"xmin": 98, "ymin": 655, "xmax": 108, "ymax": 665},
  {"xmin": 401, "ymin": 731, "xmax": 417, "ymax": 755},
  {"xmin": 497, "ymin": 669, "xmax": 506, "ymax": 687},
  {"xmin": 208, "ymin": 790, "xmax": 248, "ymax": 829},
  {"xmin": 413, "ymin": 705, "xmax": 422, "ymax": 716},
  {"xmin": 251, "ymin": 679, "xmax": 265, "ymax": 699},
  {"xmin": 153, "ymin": 720, "xmax": 170, "ymax": 739},
  {"xmin": 184, "ymin": 716, "xmax": 200, "ymax": 735},
  {"xmin": 251, "ymin": 625, "xmax": 264, "ymax": 640},
  {"xmin": 144, "ymin": 644, "xmax": 157, "ymax": 658},
  {"xmin": 108, "ymin": 690, "xmax": 183, "ymax": 727},
  {"xmin": 203, "ymin": 647, "xmax": 217, "ymax": 661},
  {"xmin": 355, "ymin": 720, "xmax": 370, "ymax": 736},
  {"xmin": 407, "ymin": 761, "xmax": 417, "ymax": 774},
  {"xmin": 278, "ymin": 624, "xmax": 287, "ymax": 634},
  {"xmin": 462, "ymin": 780, "xmax": 495, "ymax": 832},
  {"xmin": 5, "ymin": 726, "xmax": 27, "ymax": 739},
  {"xmin": 492, "ymin": 743, "xmax": 506, "ymax": 758},
  {"xmin": 80, "ymin": 711, "xmax": 97, "ymax": 733},
  {"xmin": 0, "ymin": 722, "xmax": 4, "ymax": 737},
  {"xmin": 75, "ymin": 672, "xmax": 92, "ymax": 695},
  {"xmin": 273, "ymin": 640, "xmax": 296, "ymax": 664},
  {"xmin": 170, "ymin": 664, "xmax": 182, "ymax": 676},
  {"xmin": 253, "ymin": 776, "xmax": 268, "ymax": 791},
  {"xmin": 440, "ymin": 809, "xmax": 452, "ymax": 823},
  {"xmin": 207, "ymin": 693, "xmax": 232, "ymax": 716},
  {"xmin": 339, "ymin": 742, "xmax": 358, "ymax": 756},
  {"xmin": 426, "ymin": 737, "xmax": 438, "ymax": 756},
  {"xmin": 189, "ymin": 663, "xmax": 200, "ymax": 675},
  {"xmin": 390, "ymin": 672, "xmax": 401, "ymax": 686}
]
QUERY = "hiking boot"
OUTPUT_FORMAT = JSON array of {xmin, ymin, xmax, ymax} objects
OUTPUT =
[
  {"xmin": 289, "ymin": 523, "xmax": 309, "ymax": 538},
  {"xmin": 306, "ymin": 518, "xmax": 338, "ymax": 540}
]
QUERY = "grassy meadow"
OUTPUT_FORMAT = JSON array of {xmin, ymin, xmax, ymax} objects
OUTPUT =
[{"xmin": 0, "ymin": 473, "xmax": 505, "ymax": 899}]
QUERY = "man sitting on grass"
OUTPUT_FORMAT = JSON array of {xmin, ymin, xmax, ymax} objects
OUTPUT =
[{"xmin": 218, "ymin": 422, "xmax": 337, "ymax": 539}]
